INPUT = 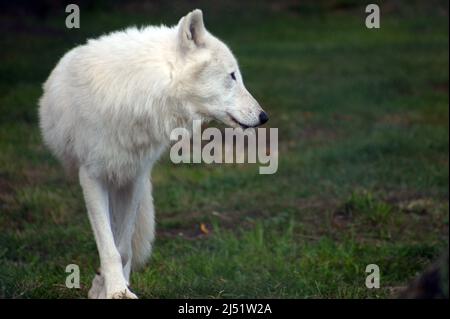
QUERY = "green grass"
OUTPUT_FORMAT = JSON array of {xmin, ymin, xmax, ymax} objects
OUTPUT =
[{"xmin": 0, "ymin": 1, "xmax": 448, "ymax": 298}]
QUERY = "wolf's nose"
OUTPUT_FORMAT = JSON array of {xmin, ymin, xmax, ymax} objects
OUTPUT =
[{"xmin": 259, "ymin": 111, "xmax": 269, "ymax": 125}]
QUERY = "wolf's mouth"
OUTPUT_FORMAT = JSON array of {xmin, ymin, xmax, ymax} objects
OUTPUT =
[{"xmin": 227, "ymin": 113, "xmax": 252, "ymax": 129}]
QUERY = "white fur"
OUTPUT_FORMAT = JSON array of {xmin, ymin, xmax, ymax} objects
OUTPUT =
[{"xmin": 38, "ymin": 9, "xmax": 265, "ymax": 299}]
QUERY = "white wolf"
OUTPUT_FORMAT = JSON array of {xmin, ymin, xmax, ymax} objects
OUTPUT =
[{"xmin": 38, "ymin": 9, "xmax": 268, "ymax": 299}]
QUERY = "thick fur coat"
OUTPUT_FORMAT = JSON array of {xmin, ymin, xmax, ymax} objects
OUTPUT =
[{"xmin": 39, "ymin": 9, "xmax": 267, "ymax": 298}]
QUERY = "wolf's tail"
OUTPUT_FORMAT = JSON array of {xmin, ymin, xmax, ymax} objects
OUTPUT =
[{"xmin": 131, "ymin": 177, "xmax": 155, "ymax": 271}]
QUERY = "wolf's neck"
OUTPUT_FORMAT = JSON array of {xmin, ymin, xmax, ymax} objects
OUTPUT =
[{"xmin": 137, "ymin": 97, "xmax": 198, "ymax": 148}]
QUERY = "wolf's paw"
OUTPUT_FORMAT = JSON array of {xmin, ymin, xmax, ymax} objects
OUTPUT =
[
  {"xmin": 108, "ymin": 288, "xmax": 138, "ymax": 299},
  {"xmin": 88, "ymin": 274, "xmax": 104, "ymax": 299}
]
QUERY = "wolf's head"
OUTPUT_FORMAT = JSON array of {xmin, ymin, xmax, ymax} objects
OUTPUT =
[{"xmin": 174, "ymin": 9, "xmax": 268, "ymax": 128}]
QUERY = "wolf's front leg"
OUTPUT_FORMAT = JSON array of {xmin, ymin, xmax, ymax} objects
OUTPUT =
[
  {"xmin": 88, "ymin": 271, "xmax": 105, "ymax": 299},
  {"xmin": 110, "ymin": 175, "xmax": 146, "ymax": 283},
  {"xmin": 79, "ymin": 166, "xmax": 137, "ymax": 299}
]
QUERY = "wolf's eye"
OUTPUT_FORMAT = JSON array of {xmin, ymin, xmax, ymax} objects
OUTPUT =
[{"xmin": 230, "ymin": 72, "xmax": 236, "ymax": 81}]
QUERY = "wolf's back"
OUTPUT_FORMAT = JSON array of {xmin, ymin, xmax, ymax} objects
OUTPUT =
[{"xmin": 38, "ymin": 48, "xmax": 82, "ymax": 174}]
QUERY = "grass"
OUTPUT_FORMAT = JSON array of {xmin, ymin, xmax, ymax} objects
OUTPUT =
[{"xmin": 0, "ymin": 1, "xmax": 448, "ymax": 298}]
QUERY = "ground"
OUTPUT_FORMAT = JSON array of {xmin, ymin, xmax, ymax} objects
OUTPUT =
[{"xmin": 0, "ymin": 1, "xmax": 448, "ymax": 298}]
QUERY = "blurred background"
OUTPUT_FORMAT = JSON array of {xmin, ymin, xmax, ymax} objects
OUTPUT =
[{"xmin": 0, "ymin": 0, "xmax": 448, "ymax": 298}]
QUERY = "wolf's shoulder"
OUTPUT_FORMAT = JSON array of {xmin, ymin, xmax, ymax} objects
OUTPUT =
[{"xmin": 84, "ymin": 24, "xmax": 176, "ymax": 48}]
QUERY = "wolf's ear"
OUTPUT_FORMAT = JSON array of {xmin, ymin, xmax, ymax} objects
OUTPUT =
[{"xmin": 178, "ymin": 9, "xmax": 206, "ymax": 53}]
